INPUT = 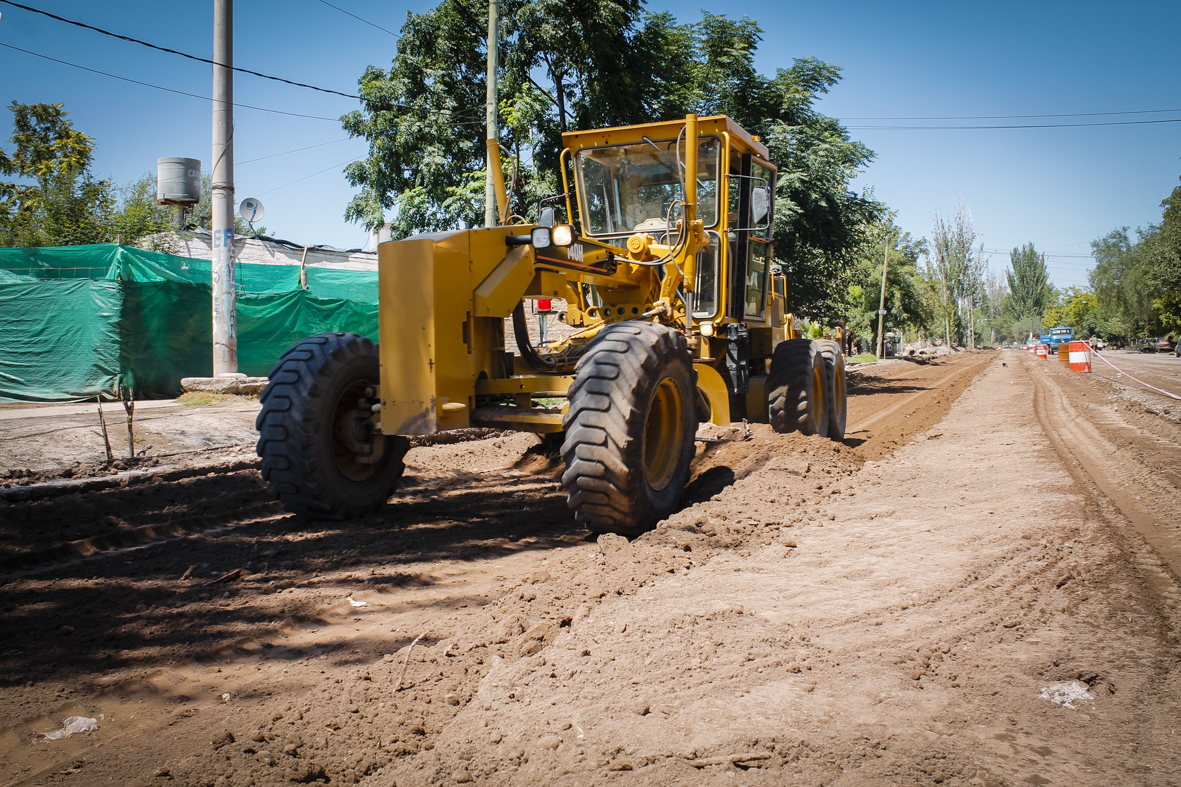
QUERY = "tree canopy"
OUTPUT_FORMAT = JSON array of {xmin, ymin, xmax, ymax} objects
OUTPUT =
[
  {"xmin": 1003, "ymin": 243, "xmax": 1052, "ymax": 322},
  {"xmin": 341, "ymin": 1, "xmax": 881, "ymax": 318},
  {"xmin": 1142, "ymin": 178, "xmax": 1181, "ymax": 329},
  {"xmin": 926, "ymin": 202, "xmax": 986, "ymax": 346},
  {"xmin": 844, "ymin": 216, "xmax": 929, "ymax": 350},
  {"xmin": 0, "ymin": 101, "xmax": 113, "ymax": 247},
  {"xmin": 0, "ymin": 101, "xmax": 177, "ymax": 249}
]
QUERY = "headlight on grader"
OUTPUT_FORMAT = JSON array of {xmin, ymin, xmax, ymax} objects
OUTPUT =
[
  {"xmin": 507, "ymin": 225, "xmax": 576, "ymax": 249},
  {"xmin": 550, "ymin": 224, "xmax": 574, "ymax": 246}
]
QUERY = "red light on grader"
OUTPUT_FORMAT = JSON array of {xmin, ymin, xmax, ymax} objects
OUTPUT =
[{"xmin": 537, "ymin": 298, "xmax": 553, "ymax": 313}]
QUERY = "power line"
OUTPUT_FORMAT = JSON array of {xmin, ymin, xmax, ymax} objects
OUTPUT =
[
  {"xmin": 1, "ymin": 42, "xmax": 483, "ymax": 127},
  {"xmin": 981, "ymin": 249, "xmax": 1094, "ymax": 258},
  {"xmin": 314, "ymin": 0, "xmax": 397, "ymax": 36},
  {"xmin": 0, "ymin": 42, "xmax": 341, "ymax": 121},
  {"xmin": 842, "ymin": 107, "xmax": 1181, "ymax": 121},
  {"xmin": 254, "ymin": 156, "xmax": 365, "ymax": 197},
  {"xmin": 239, "ymin": 138, "xmax": 352, "ymax": 165},
  {"xmin": 847, "ymin": 118, "xmax": 1181, "ymax": 130},
  {"xmin": 0, "ymin": 0, "xmax": 360, "ymax": 100}
]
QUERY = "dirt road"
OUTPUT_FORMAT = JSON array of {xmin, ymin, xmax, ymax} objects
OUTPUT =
[{"xmin": 2, "ymin": 351, "xmax": 1179, "ymax": 787}]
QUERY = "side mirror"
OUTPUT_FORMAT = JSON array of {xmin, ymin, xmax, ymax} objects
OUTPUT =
[
  {"xmin": 751, "ymin": 186, "xmax": 771, "ymax": 226},
  {"xmin": 539, "ymin": 206, "xmax": 556, "ymax": 228}
]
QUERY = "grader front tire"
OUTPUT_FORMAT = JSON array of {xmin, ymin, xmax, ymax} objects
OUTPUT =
[
  {"xmin": 816, "ymin": 339, "xmax": 847, "ymax": 440},
  {"xmin": 767, "ymin": 338, "xmax": 829, "ymax": 436},
  {"xmin": 255, "ymin": 332, "xmax": 408, "ymax": 519},
  {"xmin": 561, "ymin": 322, "xmax": 698, "ymax": 536}
]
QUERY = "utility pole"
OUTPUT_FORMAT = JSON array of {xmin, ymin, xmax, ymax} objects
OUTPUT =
[
  {"xmin": 211, "ymin": 0, "xmax": 237, "ymax": 375},
  {"xmin": 876, "ymin": 234, "xmax": 890, "ymax": 359},
  {"xmin": 483, "ymin": 0, "xmax": 499, "ymax": 228}
]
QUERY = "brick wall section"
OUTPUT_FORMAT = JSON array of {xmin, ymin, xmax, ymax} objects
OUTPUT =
[{"xmin": 504, "ymin": 300, "xmax": 580, "ymax": 356}]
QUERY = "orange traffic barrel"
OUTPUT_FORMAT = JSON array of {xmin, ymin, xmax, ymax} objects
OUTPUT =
[
  {"xmin": 1069, "ymin": 341, "xmax": 1091, "ymax": 372},
  {"xmin": 1036, "ymin": 344, "xmax": 1048, "ymax": 359}
]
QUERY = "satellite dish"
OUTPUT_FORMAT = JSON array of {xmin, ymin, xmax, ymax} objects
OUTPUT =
[{"xmin": 239, "ymin": 198, "xmax": 265, "ymax": 223}]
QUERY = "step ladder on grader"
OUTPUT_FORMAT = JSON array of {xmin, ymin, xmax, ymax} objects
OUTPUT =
[{"xmin": 255, "ymin": 114, "xmax": 847, "ymax": 535}]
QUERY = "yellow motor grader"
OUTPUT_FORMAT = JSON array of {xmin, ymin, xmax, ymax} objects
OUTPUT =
[{"xmin": 255, "ymin": 114, "xmax": 847, "ymax": 535}]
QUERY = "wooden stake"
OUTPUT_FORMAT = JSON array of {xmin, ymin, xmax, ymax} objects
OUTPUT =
[
  {"xmin": 122, "ymin": 387, "xmax": 136, "ymax": 458},
  {"xmin": 96, "ymin": 396, "xmax": 113, "ymax": 462}
]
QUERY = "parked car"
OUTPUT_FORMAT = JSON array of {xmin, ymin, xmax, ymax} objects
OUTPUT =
[
  {"xmin": 1158, "ymin": 337, "xmax": 1177, "ymax": 353},
  {"xmin": 1137, "ymin": 338, "xmax": 1158, "ymax": 353}
]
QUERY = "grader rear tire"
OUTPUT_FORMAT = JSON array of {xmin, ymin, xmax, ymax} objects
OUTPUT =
[
  {"xmin": 561, "ymin": 322, "xmax": 698, "ymax": 536},
  {"xmin": 767, "ymin": 338, "xmax": 828, "ymax": 436},
  {"xmin": 815, "ymin": 339, "xmax": 847, "ymax": 440},
  {"xmin": 255, "ymin": 332, "xmax": 408, "ymax": 519}
]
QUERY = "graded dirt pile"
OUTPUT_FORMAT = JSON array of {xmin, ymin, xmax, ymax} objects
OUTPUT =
[{"xmin": 4, "ymin": 351, "xmax": 1179, "ymax": 787}]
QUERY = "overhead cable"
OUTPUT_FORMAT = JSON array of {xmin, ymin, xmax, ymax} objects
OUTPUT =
[
  {"xmin": 0, "ymin": 43, "xmax": 485, "ymax": 126},
  {"xmin": 0, "ymin": 42, "xmax": 340, "ymax": 121},
  {"xmin": 239, "ymin": 138, "xmax": 352, "ymax": 165},
  {"xmin": 846, "ymin": 118, "xmax": 1181, "ymax": 130},
  {"xmin": 254, "ymin": 156, "xmax": 365, "ymax": 197},
  {"xmin": 842, "ymin": 107, "xmax": 1181, "ymax": 121},
  {"xmin": 0, "ymin": 0, "xmax": 360, "ymax": 99},
  {"xmin": 314, "ymin": 0, "xmax": 397, "ymax": 36}
]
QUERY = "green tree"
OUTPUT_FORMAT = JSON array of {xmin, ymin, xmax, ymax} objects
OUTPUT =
[
  {"xmin": 1142, "ymin": 178, "xmax": 1181, "ymax": 329},
  {"xmin": 1090, "ymin": 229, "xmax": 1157, "ymax": 340},
  {"xmin": 342, "ymin": 3, "xmax": 880, "ymax": 319},
  {"xmin": 927, "ymin": 201, "xmax": 986, "ymax": 346},
  {"xmin": 845, "ymin": 217, "xmax": 928, "ymax": 352},
  {"xmin": 105, "ymin": 174, "xmax": 182, "ymax": 251},
  {"xmin": 982, "ymin": 270, "xmax": 1009, "ymax": 343},
  {"xmin": 0, "ymin": 101, "xmax": 115, "ymax": 247},
  {"xmin": 1003, "ymin": 243, "xmax": 1052, "ymax": 337}
]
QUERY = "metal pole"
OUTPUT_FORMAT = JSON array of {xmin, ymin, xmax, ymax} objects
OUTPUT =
[
  {"xmin": 483, "ymin": 0, "xmax": 499, "ymax": 228},
  {"xmin": 876, "ymin": 234, "xmax": 889, "ymax": 359},
  {"xmin": 211, "ymin": 0, "xmax": 237, "ymax": 375}
]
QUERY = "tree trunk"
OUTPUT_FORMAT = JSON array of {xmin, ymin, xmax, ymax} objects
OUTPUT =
[{"xmin": 554, "ymin": 70, "xmax": 568, "ymax": 133}]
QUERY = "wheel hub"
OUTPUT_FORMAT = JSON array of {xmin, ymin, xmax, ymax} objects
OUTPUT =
[{"xmin": 642, "ymin": 376, "xmax": 684, "ymax": 491}]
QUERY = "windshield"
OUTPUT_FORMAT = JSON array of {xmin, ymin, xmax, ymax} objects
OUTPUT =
[{"xmin": 577, "ymin": 137, "xmax": 720, "ymax": 236}]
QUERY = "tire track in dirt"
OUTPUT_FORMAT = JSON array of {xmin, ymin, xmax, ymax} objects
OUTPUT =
[
  {"xmin": 373, "ymin": 357, "xmax": 1181, "ymax": 787},
  {"xmin": 1028, "ymin": 353, "xmax": 1181, "ymax": 596}
]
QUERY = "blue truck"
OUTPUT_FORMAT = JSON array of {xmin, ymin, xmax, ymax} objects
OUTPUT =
[{"xmin": 1039, "ymin": 326, "xmax": 1073, "ymax": 353}]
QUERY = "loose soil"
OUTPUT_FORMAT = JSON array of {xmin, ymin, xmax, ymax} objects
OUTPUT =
[{"xmin": 2, "ymin": 350, "xmax": 1179, "ymax": 787}]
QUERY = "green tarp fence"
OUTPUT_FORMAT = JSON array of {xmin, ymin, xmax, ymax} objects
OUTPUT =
[{"xmin": 0, "ymin": 244, "xmax": 378, "ymax": 402}]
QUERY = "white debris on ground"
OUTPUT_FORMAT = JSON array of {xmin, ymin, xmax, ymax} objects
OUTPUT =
[
  {"xmin": 347, "ymin": 596, "xmax": 367, "ymax": 607},
  {"xmin": 1040, "ymin": 681, "xmax": 1094, "ymax": 709},
  {"xmin": 40, "ymin": 716, "xmax": 98, "ymax": 741},
  {"xmin": 695, "ymin": 422, "xmax": 746, "ymax": 442}
]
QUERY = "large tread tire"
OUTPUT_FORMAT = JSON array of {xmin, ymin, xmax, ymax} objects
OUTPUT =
[
  {"xmin": 255, "ymin": 332, "xmax": 408, "ymax": 519},
  {"xmin": 815, "ymin": 338, "xmax": 847, "ymax": 440},
  {"xmin": 767, "ymin": 338, "xmax": 828, "ymax": 436},
  {"xmin": 561, "ymin": 322, "xmax": 698, "ymax": 536}
]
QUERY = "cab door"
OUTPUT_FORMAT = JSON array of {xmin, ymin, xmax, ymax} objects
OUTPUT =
[{"xmin": 727, "ymin": 153, "xmax": 776, "ymax": 321}]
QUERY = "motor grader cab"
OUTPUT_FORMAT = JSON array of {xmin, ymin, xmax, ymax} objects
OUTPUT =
[{"xmin": 255, "ymin": 114, "xmax": 847, "ymax": 535}]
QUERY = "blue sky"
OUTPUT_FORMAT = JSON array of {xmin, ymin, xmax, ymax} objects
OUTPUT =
[{"xmin": 1, "ymin": 0, "xmax": 1177, "ymax": 290}]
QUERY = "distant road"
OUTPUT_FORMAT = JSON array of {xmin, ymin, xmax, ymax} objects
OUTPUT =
[{"xmin": 1091, "ymin": 349, "xmax": 1181, "ymax": 399}]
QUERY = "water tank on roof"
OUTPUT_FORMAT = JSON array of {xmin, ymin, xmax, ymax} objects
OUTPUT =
[{"xmin": 156, "ymin": 157, "xmax": 202, "ymax": 205}]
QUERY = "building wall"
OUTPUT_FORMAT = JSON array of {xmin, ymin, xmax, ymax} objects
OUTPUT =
[{"xmin": 159, "ymin": 230, "xmax": 378, "ymax": 272}]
